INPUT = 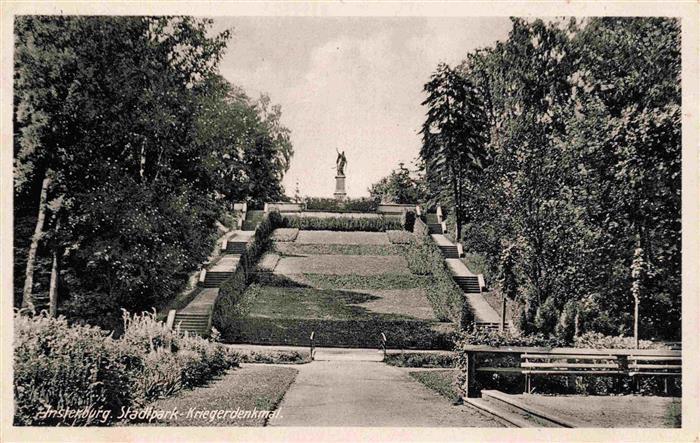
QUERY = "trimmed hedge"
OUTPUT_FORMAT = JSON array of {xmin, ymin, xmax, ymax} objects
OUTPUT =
[
  {"xmin": 278, "ymin": 215, "xmax": 402, "ymax": 232},
  {"xmin": 304, "ymin": 197, "xmax": 379, "ymax": 212},
  {"xmin": 402, "ymin": 236, "xmax": 467, "ymax": 326},
  {"xmin": 385, "ymin": 351, "xmax": 456, "ymax": 368},
  {"xmin": 14, "ymin": 311, "xmax": 238, "ymax": 426},
  {"xmin": 212, "ymin": 211, "xmax": 282, "ymax": 334},
  {"xmin": 221, "ymin": 317, "xmax": 456, "ymax": 350}
]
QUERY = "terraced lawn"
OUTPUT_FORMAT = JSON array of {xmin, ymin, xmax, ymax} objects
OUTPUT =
[
  {"xmin": 273, "ymin": 255, "xmax": 410, "ymax": 275},
  {"xmin": 273, "ymin": 242, "xmax": 403, "ymax": 256},
  {"xmin": 225, "ymin": 230, "xmax": 457, "ymax": 349},
  {"xmin": 294, "ymin": 230, "xmax": 390, "ymax": 245}
]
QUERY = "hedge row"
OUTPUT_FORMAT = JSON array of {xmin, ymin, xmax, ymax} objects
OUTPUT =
[
  {"xmin": 212, "ymin": 211, "xmax": 282, "ymax": 333},
  {"xmin": 220, "ymin": 317, "xmax": 456, "ymax": 350},
  {"xmin": 14, "ymin": 311, "xmax": 238, "ymax": 426},
  {"xmin": 278, "ymin": 215, "xmax": 403, "ymax": 232},
  {"xmin": 402, "ymin": 235, "xmax": 468, "ymax": 326},
  {"xmin": 304, "ymin": 197, "xmax": 379, "ymax": 213}
]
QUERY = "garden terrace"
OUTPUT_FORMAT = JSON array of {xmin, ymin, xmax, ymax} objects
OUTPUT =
[{"xmin": 222, "ymin": 228, "xmax": 457, "ymax": 349}]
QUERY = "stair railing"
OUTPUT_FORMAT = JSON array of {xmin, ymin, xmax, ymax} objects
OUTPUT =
[
  {"xmin": 380, "ymin": 332, "xmax": 387, "ymax": 359},
  {"xmin": 310, "ymin": 331, "xmax": 316, "ymax": 360}
]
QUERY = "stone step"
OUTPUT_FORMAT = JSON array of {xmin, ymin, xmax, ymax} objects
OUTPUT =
[
  {"xmin": 439, "ymin": 245, "xmax": 459, "ymax": 259},
  {"xmin": 225, "ymin": 242, "xmax": 247, "ymax": 253},
  {"xmin": 480, "ymin": 390, "xmax": 578, "ymax": 428}
]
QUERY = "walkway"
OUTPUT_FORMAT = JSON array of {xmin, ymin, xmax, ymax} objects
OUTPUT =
[
  {"xmin": 430, "ymin": 233, "xmax": 454, "ymax": 247},
  {"xmin": 180, "ymin": 288, "xmax": 219, "ymax": 314},
  {"xmin": 268, "ymin": 352, "xmax": 499, "ymax": 427}
]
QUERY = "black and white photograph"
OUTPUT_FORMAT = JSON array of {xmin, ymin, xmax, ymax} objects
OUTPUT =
[{"xmin": 1, "ymin": 1, "xmax": 698, "ymax": 441}]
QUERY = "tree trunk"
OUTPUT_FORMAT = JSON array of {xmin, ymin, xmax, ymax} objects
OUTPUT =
[
  {"xmin": 500, "ymin": 295, "xmax": 507, "ymax": 332},
  {"xmin": 48, "ymin": 250, "xmax": 59, "ymax": 317},
  {"xmin": 21, "ymin": 170, "xmax": 52, "ymax": 311}
]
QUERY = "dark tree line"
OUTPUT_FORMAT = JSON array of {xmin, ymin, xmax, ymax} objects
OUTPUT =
[
  {"xmin": 14, "ymin": 16, "xmax": 293, "ymax": 329},
  {"xmin": 420, "ymin": 18, "xmax": 681, "ymax": 340}
]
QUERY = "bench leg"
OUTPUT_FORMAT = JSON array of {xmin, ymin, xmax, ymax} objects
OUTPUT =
[{"xmin": 664, "ymin": 377, "xmax": 668, "ymax": 395}]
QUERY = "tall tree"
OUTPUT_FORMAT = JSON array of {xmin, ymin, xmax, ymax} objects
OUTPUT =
[{"xmin": 420, "ymin": 63, "xmax": 489, "ymax": 240}]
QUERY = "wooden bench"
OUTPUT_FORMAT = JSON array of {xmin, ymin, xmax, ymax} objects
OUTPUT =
[
  {"xmin": 521, "ymin": 352, "xmax": 625, "ymax": 393},
  {"xmin": 461, "ymin": 346, "xmax": 682, "ymax": 397}
]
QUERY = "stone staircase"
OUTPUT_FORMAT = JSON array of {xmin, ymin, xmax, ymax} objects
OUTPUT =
[
  {"xmin": 454, "ymin": 275, "xmax": 481, "ymax": 294},
  {"xmin": 201, "ymin": 271, "xmax": 235, "ymax": 288},
  {"xmin": 426, "ymin": 213, "xmax": 443, "ymax": 234},
  {"xmin": 173, "ymin": 311, "xmax": 211, "ymax": 336},
  {"xmin": 225, "ymin": 241, "xmax": 247, "ymax": 254},
  {"xmin": 242, "ymin": 210, "xmax": 265, "ymax": 231},
  {"xmin": 168, "ymin": 220, "xmax": 256, "ymax": 336},
  {"xmin": 438, "ymin": 244, "xmax": 459, "ymax": 259}
]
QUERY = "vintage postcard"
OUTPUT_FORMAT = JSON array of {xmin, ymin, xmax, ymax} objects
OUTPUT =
[{"xmin": 1, "ymin": 1, "xmax": 698, "ymax": 442}]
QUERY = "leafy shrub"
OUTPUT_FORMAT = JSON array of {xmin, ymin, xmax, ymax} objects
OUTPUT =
[
  {"xmin": 233, "ymin": 349, "xmax": 312, "ymax": 364},
  {"xmin": 279, "ymin": 215, "xmax": 402, "ymax": 232},
  {"xmin": 13, "ymin": 311, "xmax": 238, "ymax": 426},
  {"xmin": 14, "ymin": 313, "xmax": 132, "ymax": 425},
  {"xmin": 572, "ymin": 331, "xmax": 664, "ymax": 350},
  {"xmin": 385, "ymin": 352, "xmax": 456, "ymax": 368}
]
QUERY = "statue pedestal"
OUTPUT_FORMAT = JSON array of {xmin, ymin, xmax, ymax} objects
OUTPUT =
[{"xmin": 334, "ymin": 175, "xmax": 347, "ymax": 201}]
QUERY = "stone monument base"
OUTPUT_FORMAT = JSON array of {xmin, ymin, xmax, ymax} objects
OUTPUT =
[{"xmin": 334, "ymin": 175, "xmax": 347, "ymax": 201}]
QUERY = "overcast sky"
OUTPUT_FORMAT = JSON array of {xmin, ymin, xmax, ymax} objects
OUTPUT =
[{"xmin": 212, "ymin": 17, "xmax": 512, "ymax": 198}]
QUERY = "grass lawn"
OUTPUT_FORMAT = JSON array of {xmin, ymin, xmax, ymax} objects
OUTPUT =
[
  {"xmin": 303, "ymin": 273, "xmax": 433, "ymax": 290},
  {"xmin": 245, "ymin": 284, "xmax": 420, "ymax": 321},
  {"xmin": 273, "ymin": 242, "xmax": 403, "ymax": 256},
  {"xmin": 387, "ymin": 230, "xmax": 414, "ymax": 244},
  {"xmin": 273, "ymin": 255, "xmax": 410, "ymax": 275},
  {"xmin": 270, "ymin": 228, "xmax": 299, "ymax": 242},
  {"xmin": 295, "ymin": 230, "xmax": 390, "ymax": 245},
  {"xmin": 136, "ymin": 365, "xmax": 298, "ymax": 426},
  {"xmin": 409, "ymin": 369, "xmax": 461, "ymax": 403}
]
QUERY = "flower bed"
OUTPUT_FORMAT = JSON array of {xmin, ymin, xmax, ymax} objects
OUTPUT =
[{"xmin": 14, "ymin": 311, "xmax": 238, "ymax": 426}]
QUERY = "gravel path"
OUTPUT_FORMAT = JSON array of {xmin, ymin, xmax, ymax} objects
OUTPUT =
[{"xmin": 269, "ymin": 360, "xmax": 500, "ymax": 427}]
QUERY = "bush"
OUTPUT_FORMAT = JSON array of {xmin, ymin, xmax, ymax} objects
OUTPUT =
[
  {"xmin": 304, "ymin": 197, "xmax": 378, "ymax": 212},
  {"xmin": 233, "ymin": 349, "xmax": 312, "ymax": 364},
  {"xmin": 14, "ymin": 311, "xmax": 239, "ymax": 426},
  {"xmin": 572, "ymin": 331, "xmax": 665, "ymax": 350},
  {"xmin": 402, "ymin": 237, "xmax": 464, "ymax": 324},
  {"xmin": 279, "ymin": 215, "xmax": 402, "ymax": 232},
  {"xmin": 14, "ymin": 313, "xmax": 132, "ymax": 425},
  {"xmin": 384, "ymin": 351, "xmax": 456, "ymax": 368}
]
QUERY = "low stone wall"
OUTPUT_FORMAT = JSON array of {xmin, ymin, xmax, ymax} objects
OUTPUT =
[
  {"xmin": 377, "ymin": 203, "xmax": 416, "ymax": 214},
  {"xmin": 265, "ymin": 202, "xmax": 304, "ymax": 212}
]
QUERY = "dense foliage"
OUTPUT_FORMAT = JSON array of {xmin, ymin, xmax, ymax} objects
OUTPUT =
[
  {"xmin": 420, "ymin": 18, "xmax": 681, "ymax": 340},
  {"xmin": 14, "ymin": 310, "xmax": 238, "ymax": 425},
  {"xmin": 304, "ymin": 197, "xmax": 378, "ymax": 212},
  {"xmin": 278, "ymin": 215, "xmax": 402, "ymax": 232},
  {"xmin": 368, "ymin": 162, "xmax": 427, "ymax": 204},
  {"xmin": 13, "ymin": 17, "xmax": 293, "ymax": 327}
]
